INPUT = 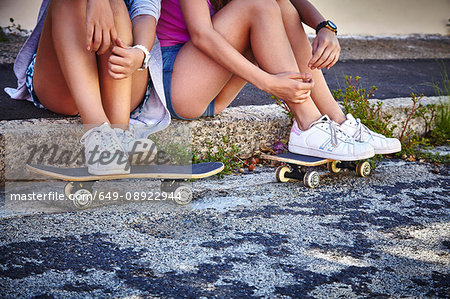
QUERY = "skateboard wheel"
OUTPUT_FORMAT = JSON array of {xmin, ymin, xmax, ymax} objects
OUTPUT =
[
  {"xmin": 65, "ymin": 182, "xmax": 94, "ymax": 209},
  {"xmin": 356, "ymin": 161, "xmax": 371, "ymax": 177},
  {"xmin": 275, "ymin": 166, "xmax": 291, "ymax": 183},
  {"xmin": 174, "ymin": 185, "xmax": 193, "ymax": 205},
  {"xmin": 303, "ymin": 170, "xmax": 320, "ymax": 188},
  {"xmin": 72, "ymin": 188, "xmax": 93, "ymax": 209},
  {"xmin": 327, "ymin": 161, "xmax": 341, "ymax": 173},
  {"xmin": 64, "ymin": 182, "xmax": 75, "ymax": 199}
]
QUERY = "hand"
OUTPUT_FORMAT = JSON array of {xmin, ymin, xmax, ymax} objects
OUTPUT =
[
  {"xmin": 86, "ymin": 0, "xmax": 118, "ymax": 55},
  {"xmin": 308, "ymin": 29, "xmax": 340, "ymax": 70},
  {"xmin": 108, "ymin": 38, "xmax": 146, "ymax": 79},
  {"xmin": 266, "ymin": 72, "xmax": 314, "ymax": 104}
]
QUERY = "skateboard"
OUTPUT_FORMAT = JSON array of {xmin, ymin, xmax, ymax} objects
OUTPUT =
[
  {"xmin": 26, "ymin": 162, "xmax": 224, "ymax": 206},
  {"xmin": 261, "ymin": 152, "xmax": 371, "ymax": 188}
]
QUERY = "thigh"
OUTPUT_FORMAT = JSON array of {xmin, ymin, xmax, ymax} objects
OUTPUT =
[
  {"xmin": 33, "ymin": 1, "xmax": 79, "ymax": 116},
  {"xmin": 170, "ymin": 0, "xmax": 255, "ymax": 119}
]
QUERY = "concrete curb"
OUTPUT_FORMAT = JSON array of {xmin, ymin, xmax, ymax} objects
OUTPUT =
[{"xmin": 0, "ymin": 96, "xmax": 447, "ymax": 186}]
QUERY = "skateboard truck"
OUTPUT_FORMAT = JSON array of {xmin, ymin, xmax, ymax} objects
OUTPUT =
[
  {"xmin": 263, "ymin": 153, "xmax": 372, "ymax": 188},
  {"xmin": 160, "ymin": 179, "xmax": 193, "ymax": 205}
]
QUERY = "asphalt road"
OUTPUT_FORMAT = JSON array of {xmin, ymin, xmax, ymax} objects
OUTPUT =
[
  {"xmin": 1, "ymin": 59, "xmax": 449, "ymax": 120},
  {"xmin": 1, "ymin": 160, "xmax": 449, "ymax": 298}
]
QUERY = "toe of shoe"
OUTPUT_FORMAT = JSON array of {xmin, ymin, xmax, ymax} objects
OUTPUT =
[{"xmin": 373, "ymin": 138, "xmax": 402, "ymax": 154}]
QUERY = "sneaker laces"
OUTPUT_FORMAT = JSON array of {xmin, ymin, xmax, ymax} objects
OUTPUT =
[
  {"xmin": 353, "ymin": 118, "xmax": 374, "ymax": 141},
  {"xmin": 80, "ymin": 125, "xmax": 123, "ymax": 154},
  {"xmin": 310, "ymin": 116, "xmax": 352, "ymax": 147},
  {"xmin": 114, "ymin": 128, "xmax": 135, "ymax": 150}
]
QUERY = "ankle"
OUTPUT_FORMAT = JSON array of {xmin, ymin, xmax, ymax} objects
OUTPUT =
[{"xmin": 329, "ymin": 113, "xmax": 347, "ymax": 125}]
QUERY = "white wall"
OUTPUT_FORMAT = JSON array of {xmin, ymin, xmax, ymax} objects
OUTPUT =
[
  {"xmin": 1, "ymin": 0, "xmax": 449, "ymax": 36},
  {"xmin": 0, "ymin": 0, "xmax": 42, "ymax": 33},
  {"xmin": 303, "ymin": 0, "xmax": 450, "ymax": 36}
]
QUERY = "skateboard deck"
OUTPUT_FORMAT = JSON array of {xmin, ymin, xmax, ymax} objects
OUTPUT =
[
  {"xmin": 262, "ymin": 152, "xmax": 371, "ymax": 188},
  {"xmin": 26, "ymin": 162, "xmax": 224, "ymax": 206},
  {"xmin": 27, "ymin": 162, "xmax": 224, "ymax": 181},
  {"xmin": 261, "ymin": 152, "xmax": 332, "ymax": 167}
]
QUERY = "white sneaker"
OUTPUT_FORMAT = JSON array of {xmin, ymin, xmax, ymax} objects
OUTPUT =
[
  {"xmin": 340, "ymin": 114, "xmax": 401, "ymax": 154},
  {"xmin": 80, "ymin": 123, "xmax": 130, "ymax": 175},
  {"xmin": 114, "ymin": 128, "xmax": 157, "ymax": 164},
  {"xmin": 288, "ymin": 115, "xmax": 375, "ymax": 161}
]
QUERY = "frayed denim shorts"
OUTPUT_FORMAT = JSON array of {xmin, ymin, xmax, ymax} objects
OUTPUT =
[
  {"xmin": 161, "ymin": 44, "xmax": 215, "ymax": 120},
  {"xmin": 25, "ymin": 53, "xmax": 152, "ymax": 119}
]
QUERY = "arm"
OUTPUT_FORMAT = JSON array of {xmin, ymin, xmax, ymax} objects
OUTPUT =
[
  {"xmin": 108, "ymin": 0, "xmax": 159, "ymax": 80},
  {"xmin": 289, "ymin": 0, "xmax": 340, "ymax": 70},
  {"xmin": 180, "ymin": 0, "xmax": 313, "ymax": 104},
  {"xmin": 290, "ymin": 0, "xmax": 326, "ymax": 29}
]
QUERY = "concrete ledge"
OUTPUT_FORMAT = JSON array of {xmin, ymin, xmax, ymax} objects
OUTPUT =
[{"xmin": 0, "ymin": 96, "xmax": 447, "ymax": 186}]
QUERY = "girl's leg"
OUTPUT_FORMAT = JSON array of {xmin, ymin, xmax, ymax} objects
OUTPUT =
[
  {"xmin": 97, "ymin": 0, "xmax": 148, "ymax": 128},
  {"xmin": 276, "ymin": 0, "xmax": 346, "ymax": 124},
  {"xmin": 33, "ymin": 0, "xmax": 109, "ymax": 125},
  {"xmin": 213, "ymin": 49, "xmax": 254, "ymax": 114},
  {"xmin": 171, "ymin": 0, "xmax": 321, "ymax": 128}
]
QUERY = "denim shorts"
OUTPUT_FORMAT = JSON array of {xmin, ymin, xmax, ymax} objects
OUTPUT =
[
  {"xmin": 161, "ymin": 44, "xmax": 215, "ymax": 120},
  {"xmin": 25, "ymin": 53, "xmax": 152, "ymax": 119}
]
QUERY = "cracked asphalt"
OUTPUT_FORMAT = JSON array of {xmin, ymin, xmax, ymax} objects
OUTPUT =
[{"xmin": 1, "ymin": 159, "xmax": 449, "ymax": 298}]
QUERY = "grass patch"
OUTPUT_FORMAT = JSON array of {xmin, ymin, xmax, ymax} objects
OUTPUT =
[
  {"xmin": 333, "ymin": 75, "xmax": 449, "ymax": 164},
  {"xmin": 193, "ymin": 136, "xmax": 243, "ymax": 178}
]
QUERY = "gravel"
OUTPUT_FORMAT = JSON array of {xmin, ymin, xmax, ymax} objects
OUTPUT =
[{"xmin": 0, "ymin": 160, "xmax": 448, "ymax": 298}]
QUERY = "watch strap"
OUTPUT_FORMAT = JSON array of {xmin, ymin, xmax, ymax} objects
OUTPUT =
[
  {"xmin": 132, "ymin": 44, "xmax": 151, "ymax": 70},
  {"xmin": 315, "ymin": 20, "xmax": 337, "ymax": 35}
]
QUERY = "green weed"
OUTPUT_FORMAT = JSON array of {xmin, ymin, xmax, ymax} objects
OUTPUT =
[
  {"xmin": 333, "ymin": 75, "xmax": 395, "ymax": 137},
  {"xmin": 193, "ymin": 135, "xmax": 242, "ymax": 178},
  {"xmin": 333, "ymin": 75, "xmax": 449, "ymax": 164},
  {"xmin": 272, "ymin": 95, "xmax": 294, "ymax": 123}
]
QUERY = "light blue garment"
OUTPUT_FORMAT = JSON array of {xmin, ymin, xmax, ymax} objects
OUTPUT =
[{"xmin": 4, "ymin": 0, "xmax": 170, "ymax": 138}]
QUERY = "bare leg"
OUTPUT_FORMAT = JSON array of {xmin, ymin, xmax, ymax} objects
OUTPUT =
[
  {"xmin": 34, "ymin": 0, "xmax": 109, "ymax": 125},
  {"xmin": 213, "ymin": 49, "xmax": 254, "ymax": 114},
  {"xmin": 171, "ymin": 0, "xmax": 321, "ymax": 128},
  {"xmin": 97, "ymin": 0, "xmax": 147, "ymax": 128},
  {"xmin": 277, "ymin": 0, "xmax": 346, "ymax": 124}
]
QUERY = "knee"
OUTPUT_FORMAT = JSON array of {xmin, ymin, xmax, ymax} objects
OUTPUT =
[
  {"xmin": 109, "ymin": 0, "xmax": 128, "ymax": 17},
  {"xmin": 109, "ymin": 0, "xmax": 133, "ymax": 43},
  {"xmin": 248, "ymin": 0, "xmax": 281, "ymax": 18}
]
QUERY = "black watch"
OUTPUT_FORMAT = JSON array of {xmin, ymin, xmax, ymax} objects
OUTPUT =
[{"xmin": 315, "ymin": 20, "xmax": 337, "ymax": 35}]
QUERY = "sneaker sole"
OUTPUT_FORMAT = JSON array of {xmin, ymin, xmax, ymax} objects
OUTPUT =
[
  {"xmin": 289, "ymin": 143, "xmax": 375, "ymax": 161},
  {"xmin": 374, "ymin": 145, "xmax": 402, "ymax": 155}
]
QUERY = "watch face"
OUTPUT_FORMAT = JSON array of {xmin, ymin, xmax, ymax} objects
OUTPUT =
[{"xmin": 327, "ymin": 21, "xmax": 337, "ymax": 30}]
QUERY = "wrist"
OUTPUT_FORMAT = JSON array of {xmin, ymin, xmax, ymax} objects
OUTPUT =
[
  {"xmin": 315, "ymin": 20, "xmax": 337, "ymax": 35},
  {"xmin": 132, "ymin": 45, "xmax": 151, "ymax": 70},
  {"xmin": 257, "ymin": 72, "xmax": 273, "ymax": 94},
  {"xmin": 133, "ymin": 49, "xmax": 145, "ymax": 69}
]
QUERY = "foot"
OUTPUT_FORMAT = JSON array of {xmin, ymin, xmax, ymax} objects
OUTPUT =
[
  {"xmin": 80, "ymin": 123, "xmax": 130, "ymax": 175},
  {"xmin": 288, "ymin": 115, "xmax": 375, "ymax": 161},
  {"xmin": 114, "ymin": 128, "xmax": 157, "ymax": 164},
  {"xmin": 340, "ymin": 114, "xmax": 401, "ymax": 154}
]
